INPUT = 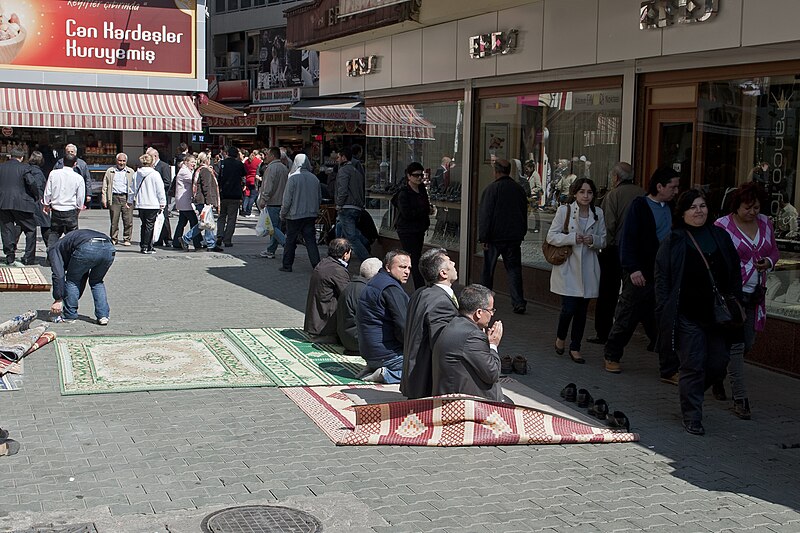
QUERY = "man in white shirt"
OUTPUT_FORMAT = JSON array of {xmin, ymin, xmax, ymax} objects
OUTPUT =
[
  {"xmin": 101, "ymin": 153, "xmax": 134, "ymax": 246},
  {"xmin": 43, "ymin": 154, "xmax": 85, "ymax": 250}
]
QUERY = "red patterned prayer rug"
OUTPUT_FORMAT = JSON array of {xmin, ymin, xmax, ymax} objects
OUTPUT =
[
  {"xmin": 0, "ymin": 267, "xmax": 51, "ymax": 292},
  {"xmin": 282, "ymin": 385, "xmax": 639, "ymax": 446},
  {"xmin": 0, "ymin": 331, "xmax": 56, "ymax": 376}
]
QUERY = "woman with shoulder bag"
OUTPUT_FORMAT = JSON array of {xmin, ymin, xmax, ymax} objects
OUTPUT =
[
  {"xmin": 171, "ymin": 155, "xmax": 203, "ymax": 250},
  {"xmin": 547, "ymin": 178, "xmax": 606, "ymax": 364},
  {"xmin": 179, "ymin": 152, "xmax": 222, "ymax": 252},
  {"xmin": 654, "ymin": 189, "xmax": 743, "ymax": 436},
  {"xmin": 713, "ymin": 183, "xmax": 779, "ymax": 419}
]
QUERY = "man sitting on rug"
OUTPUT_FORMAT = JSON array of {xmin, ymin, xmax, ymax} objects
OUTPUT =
[
  {"xmin": 337, "ymin": 257, "xmax": 383, "ymax": 355},
  {"xmin": 49, "ymin": 229, "xmax": 116, "ymax": 325},
  {"xmin": 432, "ymin": 284, "xmax": 503, "ymax": 402},
  {"xmin": 304, "ymin": 238, "xmax": 352, "ymax": 342},
  {"xmin": 401, "ymin": 248, "xmax": 459, "ymax": 399},
  {"xmin": 356, "ymin": 250, "xmax": 412, "ymax": 383}
]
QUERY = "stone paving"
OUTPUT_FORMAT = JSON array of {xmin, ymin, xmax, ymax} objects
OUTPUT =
[{"xmin": 1, "ymin": 210, "xmax": 799, "ymax": 532}]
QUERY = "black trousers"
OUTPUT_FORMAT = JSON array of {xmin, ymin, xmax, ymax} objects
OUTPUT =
[
  {"xmin": 594, "ymin": 245, "xmax": 622, "ymax": 340},
  {"xmin": 172, "ymin": 209, "xmax": 201, "ymax": 248},
  {"xmin": 283, "ymin": 217, "xmax": 320, "ymax": 269},
  {"xmin": 481, "ymin": 241, "xmax": 526, "ymax": 310},
  {"xmin": 604, "ymin": 274, "xmax": 657, "ymax": 361},
  {"xmin": 153, "ymin": 206, "xmax": 172, "ymax": 246},
  {"xmin": 47, "ymin": 209, "xmax": 79, "ymax": 250},
  {"xmin": 676, "ymin": 315, "xmax": 730, "ymax": 423},
  {"xmin": 0, "ymin": 209, "xmax": 37, "ymax": 264},
  {"xmin": 138, "ymin": 208, "xmax": 159, "ymax": 252},
  {"xmin": 398, "ymin": 231, "xmax": 425, "ymax": 290}
]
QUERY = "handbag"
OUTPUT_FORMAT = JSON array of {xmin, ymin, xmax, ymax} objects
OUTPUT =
[
  {"xmin": 542, "ymin": 204, "xmax": 572, "ymax": 266},
  {"xmin": 686, "ymin": 231, "xmax": 745, "ymax": 328}
]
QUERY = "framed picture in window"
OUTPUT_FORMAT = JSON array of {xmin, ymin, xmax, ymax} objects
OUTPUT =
[{"xmin": 484, "ymin": 123, "xmax": 509, "ymax": 162}]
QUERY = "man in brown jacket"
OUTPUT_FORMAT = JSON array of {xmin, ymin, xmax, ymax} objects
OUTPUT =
[{"xmin": 304, "ymin": 238, "xmax": 352, "ymax": 341}]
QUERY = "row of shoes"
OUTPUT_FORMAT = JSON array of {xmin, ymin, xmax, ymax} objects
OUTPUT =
[
  {"xmin": 0, "ymin": 427, "xmax": 19, "ymax": 457},
  {"xmin": 560, "ymin": 383, "xmax": 631, "ymax": 432},
  {"xmin": 501, "ymin": 355, "xmax": 528, "ymax": 375},
  {"xmin": 429, "ymin": 184, "xmax": 461, "ymax": 203}
]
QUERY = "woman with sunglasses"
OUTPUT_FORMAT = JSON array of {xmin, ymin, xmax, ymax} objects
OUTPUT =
[{"xmin": 393, "ymin": 162, "xmax": 431, "ymax": 289}]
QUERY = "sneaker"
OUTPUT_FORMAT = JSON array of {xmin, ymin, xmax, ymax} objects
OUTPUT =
[
  {"xmin": 604, "ymin": 360, "xmax": 622, "ymax": 374},
  {"xmin": 6, "ymin": 261, "xmax": 25, "ymax": 268},
  {"xmin": 683, "ymin": 420, "xmax": 705, "ymax": 436},
  {"xmin": 97, "ymin": 317, "xmax": 109, "ymax": 326},
  {"xmin": 259, "ymin": 250, "xmax": 276, "ymax": 259},
  {"xmin": 122, "ymin": 241, "xmax": 132, "ymax": 246},
  {"xmin": 733, "ymin": 398, "xmax": 751, "ymax": 420}
]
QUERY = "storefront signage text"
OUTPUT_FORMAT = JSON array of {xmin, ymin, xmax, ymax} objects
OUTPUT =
[
  {"xmin": 253, "ymin": 87, "xmax": 302, "ymax": 104},
  {"xmin": 346, "ymin": 56, "xmax": 378, "ymax": 76},
  {"xmin": 769, "ymin": 90, "xmax": 791, "ymax": 216},
  {"xmin": 0, "ymin": 0, "xmax": 196, "ymax": 77},
  {"xmin": 640, "ymin": 0, "xmax": 718, "ymax": 30},
  {"xmin": 338, "ymin": 0, "xmax": 409, "ymax": 18},
  {"xmin": 469, "ymin": 30, "xmax": 518, "ymax": 59}
]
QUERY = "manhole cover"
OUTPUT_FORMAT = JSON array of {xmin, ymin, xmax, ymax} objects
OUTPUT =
[
  {"xmin": 201, "ymin": 505, "xmax": 322, "ymax": 533},
  {"xmin": 13, "ymin": 524, "xmax": 98, "ymax": 533}
]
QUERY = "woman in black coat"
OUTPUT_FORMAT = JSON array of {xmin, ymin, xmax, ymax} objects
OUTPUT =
[
  {"xmin": 393, "ymin": 162, "xmax": 431, "ymax": 290},
  {"xmin": 654, "ymin": 189, "xmax": 743, "ymax": 436}
]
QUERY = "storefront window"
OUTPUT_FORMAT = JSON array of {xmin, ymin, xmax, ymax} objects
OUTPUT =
[
  {"xmin": 365, "ymin": 100, "xmax": 464, "ymax": 251},
  {"xmin": 477, "ymin": 88, "xmax": 622, "ymax": 268},
  {"xmin": 697, "ymin": 76, "xmax": 800, "ymax": 322}
]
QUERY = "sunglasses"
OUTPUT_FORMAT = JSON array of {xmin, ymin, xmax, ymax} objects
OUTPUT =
[{"xmin": 409, "ymin": 172, "xmax": 424, "ymax": 177}]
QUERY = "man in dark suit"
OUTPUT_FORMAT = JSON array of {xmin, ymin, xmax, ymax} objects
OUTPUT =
[
  {"xmin": 54, "ymin": 143, "xmax": 92, "ymax": 208},
  {"xmin": 0, "ymin": 147, "xmax": 39, "ymax": 266},
  {"xmin": 304, "ymin": 238, "xmax": 352, "ymax": 341},
  {"xmin": 432, "ymin": 284, "xmax": 503, "ymax": 401},
  {"xmin": 401, "ymin": 248, "xmax": 459, "ymax": 399},
  {"xmin": 149, "ymin": 147, "xmax": 173, "ymax": 247}
]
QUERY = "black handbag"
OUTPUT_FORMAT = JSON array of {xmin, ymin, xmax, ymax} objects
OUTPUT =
[{"xmin": 686, "ymin": 231, "xmax": 745, "ymax": 328}]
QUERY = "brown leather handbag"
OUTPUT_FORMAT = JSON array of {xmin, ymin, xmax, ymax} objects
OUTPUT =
[{"xmin": 542, "ymin": 204, "xmax": 572, "ymax": 266}]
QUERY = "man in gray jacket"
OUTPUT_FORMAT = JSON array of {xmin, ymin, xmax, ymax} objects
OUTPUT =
[
  {"xmin": 335, "ymin": 146, "xmax": 371, "ymax": 261},
  {"xmin": 280, "ymin": 154, "xmax": 321, "ymax": 272},
  {"xmin": 257, "ymin": 147, "xmax": 288, "ymax": 259}
]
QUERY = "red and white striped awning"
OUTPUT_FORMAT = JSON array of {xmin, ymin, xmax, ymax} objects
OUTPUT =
[
  {"xmin": 366, "ymin": 104, "xmax": 435, "ymax": 140},
  {"xmin": 0, "ymin": 88, "xmax": 202, "ymax": 132}
]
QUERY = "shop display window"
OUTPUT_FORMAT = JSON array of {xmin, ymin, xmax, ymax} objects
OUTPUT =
[
  {"xmin": 476, "ymin": 88, "xmax": 622, "ymax": 268},
  {"xmin": 696, "ymin": 75, "xmax": 800, "ymax": 322},
  {"xmin": 365, "ymin": 100, "xmax": 464, "ymax": 251}
]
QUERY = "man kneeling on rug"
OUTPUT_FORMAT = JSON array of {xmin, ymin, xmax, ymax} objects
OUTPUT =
[
  {"xmin": 432, "ymin": 284, "xmax": 503, "ymax": 401},
  {"xmin": 304, "ymin": 238, "xmax": 352, "ymax": 342},
  {"xmin": 49, "ymin": 229, "xmax": 115, "ymax": 325}
]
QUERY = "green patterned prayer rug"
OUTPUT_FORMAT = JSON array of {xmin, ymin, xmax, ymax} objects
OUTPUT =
[
  {"xmin": 56, "ymin": 331, "xmax": 275, "ymax": 395},
  {"xmin": 224, "ymin": 328, "xmax": 366, "ymax": 387}
]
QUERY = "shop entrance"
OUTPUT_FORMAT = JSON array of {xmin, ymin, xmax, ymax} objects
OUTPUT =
[{"xmin": 646, "ymin": 108, "xmax": 695, "ymax": 191}]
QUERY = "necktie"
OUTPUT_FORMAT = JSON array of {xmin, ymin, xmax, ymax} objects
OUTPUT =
[{"xmin": 450, "ymin": 293, "xmax": 459, "ymax": 309}]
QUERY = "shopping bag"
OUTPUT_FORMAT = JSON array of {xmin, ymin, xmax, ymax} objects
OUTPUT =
[
  {"xmin": 255, "ymin": 209, "xmax": 274, "ymax": 237},
  {"xmin": 152, "ymin": 211, "xmax": 165, "ymax": 244},
  {"xmin": 198, "ymin": 205, "xmax": 216, "ymax": 230}
]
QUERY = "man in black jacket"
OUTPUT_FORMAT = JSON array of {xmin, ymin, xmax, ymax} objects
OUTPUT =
[
  {"xmin": 216, "ymin": 147, "xmax": 246, "ymax": 247},
  {"xmin": 478, "ymin": 159, "xmax": 529, "ymax": 314},
  {"xmin": 0, "ymin": 148, "xmax": 38, "ymax": 266}
]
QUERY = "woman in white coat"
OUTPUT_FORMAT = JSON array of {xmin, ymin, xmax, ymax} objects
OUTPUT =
[{"xmin": 547, "ymin": 177, "xmax": 606, "ymax": 364}]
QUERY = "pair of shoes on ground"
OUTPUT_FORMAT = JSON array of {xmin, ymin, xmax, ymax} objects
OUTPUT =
[
  {"xmin": 555, "ymin": 339, "xmax": 584, "ymax": 364},
  {"xmin": 560, "ymin": 383, "xmax": 631, "ymax": 431},
  {"xmin": 259, "ymin": 250, "xmax": 276, "ymax": 259},
  {"xmin": 500, "ymin": 355, "xmax": 528, "ymax": 375},
  {"xmin": 356, "ymin": 367, "xmax": 385, "ymax": 383},
  {"xmin": 0, "ymin": 429, "xmax": 19, "ymax": 456}
]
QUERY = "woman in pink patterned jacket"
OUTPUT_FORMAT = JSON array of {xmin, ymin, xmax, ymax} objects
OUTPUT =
[{"xmin": 714, "ymin": 183, "xmax": 779, "ymax": 420}]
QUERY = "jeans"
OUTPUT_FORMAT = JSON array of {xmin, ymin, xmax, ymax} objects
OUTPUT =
[
  {"xmin": 183, "ymin": 205, "xmax": 217, "ymax": 248},
  {"xmin": 362, "ymin": 351, "xmax": 404, "ymax": 384},
  {"xmin": 726, "ymin": 302, "xmax": 756, "ymax": 400},
  {"xmin": 556, "ymin": 296, "xmax": 590, "ymax": 352},
  {"xmin": 283, "ymin": 217, "xmax": 320, "ymax": 269},
  {"xmin": 0, "ymin": 209, "xmax": 37, "ymax": 264},
  {"xmin": 242, "ymin": 192, "xmax": 256, "ymax": 216},
  {"xmin": 398, "ymin": 231, "xmax": 425, "ymax": 290},
  {"xmin": 594, "ymin": 245, "xmax": 621, "ymax": 340},
  {"xmin": 63, "ymin": 240, "xmax": 115, "ymax": 320},
  {"xmin": 48, "ymin": 209, "xmax": 79, "ymax": 250},
  {"xmin": 217, "ymin": 198, "xmax": 240, "ymax": 245},
  {"xmin": 265, "ymin": 206, "xmax": 286, "ymax": 253},
  {"xmin": 138, "ymin": 208, "xmax": 159, "ymax": 252},
  {"xmin": 108, "ymin": 194, "xmax": 133, "ymax": 243},
  {"xmin": 481, "ymin": 241, "xmax": 526, "ymax": 310},
  {"xmin": 676, "ymin": 315, "xmax": 730, "ymax": 423},
  {"xmin": 173, "ymin": 209, "xmax": 201, "ymax": 248},
  {"xmin": 338, "ymin": 208, "xmax": 371, "ymax": 261}
]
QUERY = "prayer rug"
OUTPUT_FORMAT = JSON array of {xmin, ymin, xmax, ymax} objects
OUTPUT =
[
  {"xmin": 56, "ymin": 331, "xmax": 275, "ymax": 395},
  {"xmin": 0, "ymin": 373, "xmax": 22, "ymax": 391},
  {"xmin": 0, "ymin": 267, "xmax": 51, "ymax": 291},
  {"xmin": 282, "ymin": 381, "xmax": 639, "ymax": 446},
  {"xmin": 224, "ymin": 328, "xmax": 367, "ymax": 387}
]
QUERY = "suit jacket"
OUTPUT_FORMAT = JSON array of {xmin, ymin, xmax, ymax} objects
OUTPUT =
[
  {"xmin": 401, "ymin": 285, "xmax": 458, "ymax": 399},
  {"xmin": 0, "ymin": 159, "xmax": 37, "ymax": 213},
  {"xmin": 336, "ymin": 276, "xmax": 368, "ymax": 353},
  {"xmin": 304, "ymin": 257, "xmax": 351, "ymax": 336},
  {"xmin": 432, "ymin": 315, "xmax": 502, "ymax": 401},
  {"xmin": 154, "ymin": 159, "xmax": 173, "ymax": 191}
]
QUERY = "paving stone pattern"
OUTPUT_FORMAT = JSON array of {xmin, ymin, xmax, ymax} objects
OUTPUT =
[{"xmin": 2, "ymin": 210, "xmax": 800, "ymax": 532}]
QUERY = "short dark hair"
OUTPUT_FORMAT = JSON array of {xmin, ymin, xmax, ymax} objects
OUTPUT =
[
  {"xmin": 405, "ymin": 162, "xmax": 424, "ymax": 176},
  {"xmin": 647, "ymin": 167, "xmax": 680, "ymax": 196},
  {"xmin": 227, "ymin": 146, "xmax": 240, "ymax": 158},
  {"xmin": 384, "ymin": 249, "xmax": 409, "ymax": 269},
  {"xmin": 328, "ymin": 238, "xmax": 352, "ymax": 259},
  {"xmin": 493, "ymin": 159, "xmax": 511, "ymax": 176},
  {"xmin": 179, "ymin": 142, "xmax": 189, "ymax": 153},
  {"xmin": 268, "ymin": 147, "xmax": 281, "ymax": 160},
  {"xmin": 459, "ymin": 284, "xmax": 493, "ymax": 315},
  {"xmin": 674, "ymin": 188, "xmax": 709, "ymax": 228},
  {"xmin": 728, "ymin": 182, "xmax": 767, "ymax": 214},
  {"xmin": 28, "ymin": 151, "xmax": 44, "ymax": 167},
  {"xmin": 419, "ymin": 248, "xmax": 449, "ymax": 285},
  {"xmin": 339, "ymin": 146, "xmax": 352, "ymax": 161},
  {"xmin": 63, "ymin": 153, "xmax": 78, "ymax": 167},
  {"xmin": 351, "ymin": 144, "xmax": 363, "ymax": 158}
]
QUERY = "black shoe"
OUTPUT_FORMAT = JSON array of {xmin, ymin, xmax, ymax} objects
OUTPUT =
[
  {"xmin": 712, "ymin": 382, "xmax": 727, "ymax": 401},
  {"xmin": 683, "ymin": 420, "xmax": 705, "ymax": 435},
  {"xmin": 209, "ymin": 246, "xmax": 224, "ymax": 252},
  {"xmin": 560, "ymin": 383, "xmax": 577, "ymax": 403},
  {"xmin": 586, "ymin": 337, "xmax": 607, "ymax": 345},
  {"xmin": 223, "ymin": 242, "xmax": 233, "ymax": 248},
  {"xmin": 588, "ymin": 399, "xmax": 609, "ymax": 420},
  {"xmin": 512, "ymin": 306, "xmax": 526, "ymax": 315},
  {"xmin": 607, "ymin": 410, "xmax": 631, "ymax": 432},
  {"xmin": 279, "ymin": 266, "xmax": 292, "ymax": 272},
  {"xmin": 576, "ymin": 388, "xmax": 594, "ymax": 408},
  {"xmin": 733, "ymin": 398, "xmax": 751, "ymax": 420}
]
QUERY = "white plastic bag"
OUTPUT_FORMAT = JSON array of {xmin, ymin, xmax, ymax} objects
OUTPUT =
[
  {"xmin": 198, "ymin": 205, "xmax": 216, "ymax": 230},
  {"xmin": 255, "ymin": 209, "xmax": 274, "ymax": 237},
  {"xmin": 151, "ymin": 211, "xmax": 165, "ymax": 244}
]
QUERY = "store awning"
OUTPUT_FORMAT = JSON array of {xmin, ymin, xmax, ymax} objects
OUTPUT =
[
  {"xmin": 199, "ymin": 99, "xmax": 246, "ymax": 119},
  {"xmin": 366, "ymin": 104, "xmax": 435, "ymax": 140},
  {"xmin": 0, "ymin": 88, "xmax": 202, "ymax": 132},
  {"xmin": 290, "ymin": 98, "xmax": 364, "ymax": 122}
]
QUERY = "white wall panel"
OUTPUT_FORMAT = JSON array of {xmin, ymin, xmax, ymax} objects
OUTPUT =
[
  {"xmin": 742, "ymin": 0, "xmax": 800, "ymax": 46},
  {"xmin": 662, "ymin": 0, "xmax": 742, "ymax": 55},
  {"xmin": 340, "ymin": 44, "xmax": 367, "ymax": 93},
  {"xmin": 319, "ymin": 49, "xmax": 341, "ymax": 96},
  {"xmin": 543, "ymin": 0, "xmax": 598, "ymax": 70},
  {"xmin": 422, "ymin": 22, "xmax": 458, "ymax": 84},
  {"xmin": 391, "ymin": 30, "xmax": 423, "ymax": 88},
  {"xmin": 456, "ymin": 13, "xmax": 498, "ymax": 80},
  {"xmin": 365, "ymin": 37, "xmax": 392, "ymax": 91},
  {"xmin": 597, "ymin": 0, "xmax": 661, "ymax": 62},
  {"xmin": 497, "ymin": 2, "xmax": 544, "ymax": 76}
]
